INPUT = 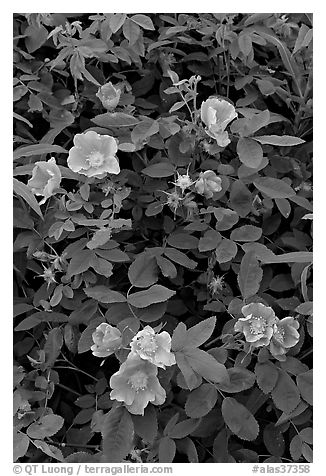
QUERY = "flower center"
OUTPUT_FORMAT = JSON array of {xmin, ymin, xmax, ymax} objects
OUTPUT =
[
  {"xmin": 88, "ymin": 151, "xmax": 105, "ymax": 167},
  {"xmin": 139, "ymin": 335, "xmax": 158, "ymax": 354},
  {"xmin": 274, "ymin": 326, "xmax": 285, "ymax": 343},
  {"xmin": 128, "ymin": 371, "xmax": 148, "ymax": 391},
  {"xmin": 249, "ymin": 315, "xmax": 267, "ymax": 335}
]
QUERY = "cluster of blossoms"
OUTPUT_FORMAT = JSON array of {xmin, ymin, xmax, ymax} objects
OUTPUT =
[
  {"xmin": 234, "ymin": 302, "xmax": 300, "ymax": 360},
  {"xmin": 91, "ymin": 324, "xmax": 176, "ymax": 415}
]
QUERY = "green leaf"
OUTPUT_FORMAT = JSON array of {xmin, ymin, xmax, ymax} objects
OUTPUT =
[
  {"xmin": 237, "ymin": 138, "xmax": 263, "ymax": 168},
  {"xmin": 215, "ymin": 238, "xmax": 238, "ymax": 264},
  {"xmin": 198, "ymin": 230, "xmax": 222, "ymax": 252},
  {"xmin": 185, "ymin": 383, "xmax": 218, "ymax": 418},
  {"xmin": 13, "ymin": 430, "xmax": 29, "ymax": 462},
  {"xmin": 33, "ymin": 440, "xmax": 64, "ymax": 462},
  {"xmin": 84, "ymin": 286, "xmax": 126, "ymax": 304},
  {"xmin": 108, "ymin": 13, "xmax": 127, "ymax": 33},
  {"xmin": 67, "ymin": 250, "xmax": 94, "ymax": 277},
  {"xmin": 167, "ymin": 232, "xmax": 199, "ymax": 249},
  {"xmin": 25, "ymin": 24, "xmax": 48, "ymax": 53},
  {"xmin": 255, "ymin": 362, "xmax": 279, "ymax": 394},
  {"xmin": 123, "ymin": 18, "xmax": 141, "ymax": 45},
  {"xmin": 254, "ymin": 177, "xmax": 296, "ymax": 199},
  {"xmin": 174, "ymin": 352, "xmax": 199, "ymax": 390},
  {"xmin": 183, "ymin": 348, "xmax": 229, "ymax": 384},
  {"xmin": 128, "ymin": 252, "xmax": 159, "ymax": 287},
  {"xmin": 27, "ymin": 414, "xmax": 64, "ymax": 439},
  {"xmin": 156, "ymin": 256, "xmax": 177, "ymax": 279},
  {"xmin": 271, "ymin": 369, "xmax": 301, "ymax": 413},
  {"xmin": 217, "ymin": 367, "xmax": 256, "ymax": 393},
  {"xmin": 131, "ymin": 119, "xmax": 159, "ymax": 143},
  {"xmin": 231, "ymin": 225, "xmax": 262, "ymax": 242},
  {"xmin": 238, "ymin": 33, "xmax": 252, "ymax": 56},
  {"xmin": 92, "ymin": 112, "xmax": 139, "ymax": 128},
  {"xmin": 131, "ymin": 404, "xmax": 157, "ymax": 443},
  {"xmin": 163, "ymin": 248, "xmax": 197, "ymax": 269},
  {"xmin": 168, "ymin": 418, "xmax": 201, "ymax": 439},
  {"xmin": 183, "ymin": 316, "xmax": 217, "ymax": 349},
  {"xmin": 222, "ymin": 397, "xmax": 259, "ymax": 441},
  {"xmin": 130, "ymin": 14, "xmax": 155, "ymax": 30},
  {"xmin": 229, "ymin": 180, "xmax": 252, "ymax": 218},
  {"xmin": 259, "ymin": 251, "xmax": 313, "ymax": 264},
  {"xmin": 141, "ymin": 162, "xmax": 175, "ymax": 178},
  {"xmin": 127, "ymin": 285, "xmax": 176, "ymax": 308},
  {"xmin": 296, "ymin": 369, "xmax": 313, "ymax": 405},
  {"xmin": 159, "ymin": 437, "xmax": 176, "ymax": 463},
  {"xmin": 238, "ymin": 250, "xmax": 263, "ymax": 299},
  {"xmin": 13, "ymin": 144, "xmax": 68, "ymax": 160},
  {"xmin": 263, "ymin": 423, "xmax": 285, "ymax": 457},
  {"xmin": 15, "ymin": 312, "xmax": 68, "ymax": 331},
  {"xmin": 102, "ymin": 407, "xmax": 134, "ymax": 463},
  {"xmin": 253, "ymin": 135, "xmax": 305, "ymax": 146},
  {"xmin": 13, "ymin": 178, "xmax": 43, "ymax": 219}
]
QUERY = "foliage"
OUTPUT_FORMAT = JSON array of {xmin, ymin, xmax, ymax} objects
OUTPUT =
[{"xmin": 13, "ymin": 12, "xmax": 312, "ymax": 464}]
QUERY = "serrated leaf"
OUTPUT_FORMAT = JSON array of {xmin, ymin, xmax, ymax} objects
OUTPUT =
[
  {"xmin": 168, "ymin": 419, "xmax": 201, "ymax": 439},
  {"xmin": 183, "ymin": 316, "xmax": 217, "ymax": 349},
  {"xmin": 222, "ymin": 397, "xmax": 259, "ymax": 441},
  {"xmin": 13, "ymin": 144, "xmax": 68, "ymax": 160},
  {"xmin": 27, "ymin": 414, "xmax": 64, "ymax": 439},
  {"xmin": 260, "ymin": 251, "xmax": 313, "ymax": 264},
  {"xmin": 255, "ymin": 362, "xmax": 279, "ymax": 394},
  {"xmin": 127, "ymin": 285, "xmax": 175, "ymax": 308},
  {"xmin": 238, "ymin": 250, "xmax": 263, "ymax": 299},
  {"xmin": 254, "ymin": 177, "xmax": 296, "ymax": 199},
  {"xmin": 67, "ymin": 250, "xmax": 94, "ymax": 277},
  {"xmin": 183, "ymin": 348, "xmax": 229, "ymax": 384},
  {"xmin": 272, "ymin": 369, "xmax": 301, "ymax": 413},
  {"xmin": 131, "ymin": 404, "xmax": 157, "ymax": 443},
  {"xmin": 231, "ymin": 225, "xmax": 262, "ymax": 242},
  {"xmin": 198, "ymin": 229, "xmax": 222, "ymax": 252},
  {"xmin": 253, "ymin": 135, "xmax": 305, "ymax": 146},
  {"xmin": 296, "ymin": 369, "xmax": 313, "ymax": 405},
  {"xmin": 167, "ymin": 232, "xmax": 199, "ymax": 250},
  {"xmin": 84, "ymin": 286, "xmax": 126, "ymax": 304},
  {"xmin": 159, "ymin": 437, "xmax": 176, "ymax": 463},
  {"xmin": 215, "ymin": 238, "xmax": 238, "ymax": 264},
  {"xmin": 13, "ymin": 178, "xmax": 43, "ymax": 219},
  {"xmin": 163, "ymin": 248, "xmax": 197, "ymax": 269},
  {"xmin": 237, "ymin": 138, "xmax": 263, "ymax": 168},
  {"xmin": 92, "ymin": 112, "xmax": 139, "ymax": 128},
  {"xmin": 263, "ymin": 423, "xmax": 285, "ymax": 457},
  {"xmin": 175, "ymin": 352, "xmax": 199, "ymax": 390},
  {"xmin": 130, "ymin": 14, "xmax": 155, "ymax": 30},
  {"xmin": 33, "ymin": 439, "xmax": 64, "ymax": 462},
  {"xmin": 185, "ymin": 384, "xmax": 218, "ymax": 418},
  {"xmin": 142, "ymin": 162, "xmax": 175, "ymax": 178},
  {"xmin": 108, "ymin": 13, "xmax": 127, "ymax": 33},
  {"xmin": 15, "ymin": 312, "xmax": 68, "ymax": 331},
  {"xmin": 128, "ymin": 252, "xmax": 158, "ymax": 288},
  {"xmin": 156, "ymin": 255, "xmax": 177, "ymax": 279},
  {"xmin": 218, "ymin": 367, "xmax": 255, "ymax": 393},
  {"xmin": 290, "ymin": 435, "xmax": 302, "ymax": 461},
  {"xmin": 13, "ymin": 430, "xmax": 29, "ymax": 462},
  {"xmin": 101, "ymin": 407, "xmax": 134, "ymax": 463}
]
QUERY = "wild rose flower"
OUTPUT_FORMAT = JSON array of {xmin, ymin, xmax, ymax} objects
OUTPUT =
[
  {"xmin": 96, "ymin": 82, "xmax": 121, "ymax": 110},
  {"xmin": 129, "ymin": 326, "xmax": 176, "ymax": 369},
  {"xmin": 201, "ymin": 97, "xmax": 237, "ymax": 147},
  {"xmin": 91, "ymin": 323, "xmax": 122, "ymax": 358},
  {"xmin": 234, "ymin": 302, "xmax": 278, "ymax": 348},
  {"xmin": 195, "ymin": 170, "xmax": 222, "ymax": 198},
  {"xmin": 67, "ymin": 131, "xmax": 120, "ymax": 178},
  {"xmin": 269, "ymin": 317, "xmax": 300, "ymax": 359},
  {"xmin": 27, "ymin": 157, "xmax": 61, "ymax": 204},
  {"xmin": 110, "ymin": 357, "xmax": 166, "ymax": 415}
]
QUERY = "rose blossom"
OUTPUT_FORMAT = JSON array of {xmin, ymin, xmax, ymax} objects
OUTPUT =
[
  {"xmin": 27, "ymin": 157, "xmax": 61, "ymax": 204},
  {"xmin": 91, "ymin": 323, "xmax": 122, "ymax": 358},
  {"xmin": 234, "ymin": 302, "xmax": 278, "ymax": 348},
  {"xmin": 96, "ymin": 82, "xmax": 121, "ymax": 110},
  {"xmin": 195, "ymin": 170, "xmax": 222, "ymax": 198},
  {"xmin": 67, "ymin": 130, "xmax": 120, "ymax": 178},
  {"xmin": 129, "ymin": 325, "xmax": 176, "ymax": 369},
  {"xmin": 201, "ymin": 97, "xmax": 237, "ymax": 147},
  {"xmin": 110, "ymin": 357, "xmax": 166, "ymax": 415},
  {"xmin": 269, "ymin": 317, "xmax": 300, "ymax": 359}
]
